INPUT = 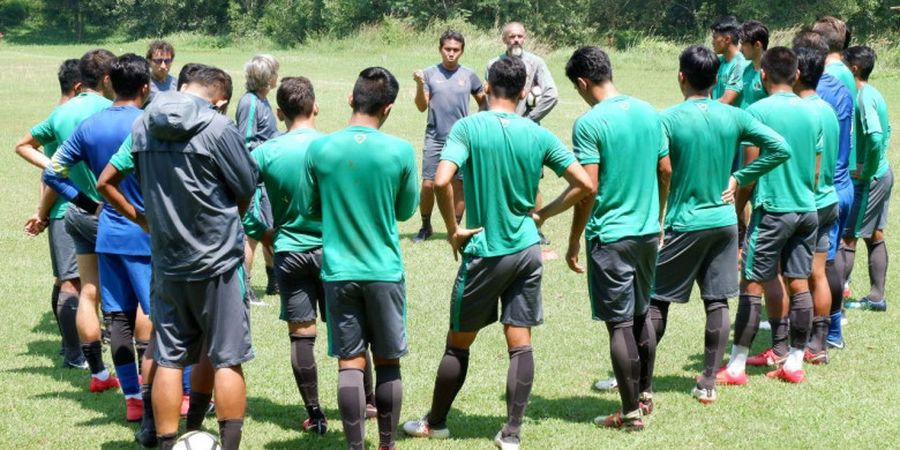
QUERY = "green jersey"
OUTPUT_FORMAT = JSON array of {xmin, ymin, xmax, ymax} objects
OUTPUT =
[
  {"xmin": 739, "ymin": 62, "xmax": 766, "ymax": 109},
  {"xmin": 442, "ymin": 111, "xmax": 575, "ymax": 257},
  {"xmin": 713, "ymin": 52, "xmax": 746, "ymax": 100},
  {"xmin": 662, "ymin": 98, "xmax": 789, "ymax": 232},
  {"xmin": 30, "ymin": 119, "xmax": 67, "ymax": 219},
  {"xmin": 244, "ymin": 128, "xmax": 323, "ymax": 253},
  {"xmin": 808, "ymin": 95, "xmax": 841, "ymax": 209},
  {"xmin": 574, "ymin": 95, "xmax": 666, "ymax": 243},
  {"xmin": 855, "ymin": 83, "xmax": 892, "ymax": 181},
  {"xmin": 746, "ymin": 92, "xmax": 823, "ymax": 213},
  {"xmin": 302, "ymin": 126, "xmax": 419, "ymax": 282}
]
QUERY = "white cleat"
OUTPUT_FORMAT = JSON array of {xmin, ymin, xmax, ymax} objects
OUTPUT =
[
  {"xmin": 494, "ymin": 431, "xmax": 520, "ymax": 450},
  {"xmin": 593, "ymin": 377, "xmax": 618, "ymax": 391},
  {"xmin": 402, "ymin": 417, "xmax": 449, "ymax": 439}
]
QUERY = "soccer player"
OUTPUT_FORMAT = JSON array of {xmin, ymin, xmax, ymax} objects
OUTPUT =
[
  {"xmin": 720, "ymin": 47, "xmax": 822, "ymax": 385},
  {"xmin": 486, "ymin": 22, "xmax": 558, "ymax": 124},
  {"xmin": 710, "ymin": 16, "xmax": 745, "ymax": 105},
  {"xmin": 565, "ymin": 46, "xmax": 668, "ymax": 430},
  {"xmin": 738, "ymin": 20, "xmax": 768, "ymax": 109},
  {"xmin": 650, "ymin": 45, "xmax": 789, "ymax": 404},
  {"xmin": 841, "ymin": 46, "xmax": 892, "ymax": 311},
  {"xmin": 147, "ymin": 40, "xmax": 177, "ymax": 94},
  {"xmin": 412, "ymin": 29, "xmax": 487, "ymax": 242},
  {"xmin": 301, "ymin": 67, "xmax": 418, "ymax": 450},
  {"xmin": 18, "ymin": 48, "xmax": 118, "ymax": 392},
  {"xmin": 130, "ymin": 67, "xmax": 257, "ymax": 450},
  {"xmin": 402, "ymin": 57, "xmax": 591, "ymax": 450},
  {"xmin": 43, "ymin": 53, "xmax": 153, "ymax": 422}
]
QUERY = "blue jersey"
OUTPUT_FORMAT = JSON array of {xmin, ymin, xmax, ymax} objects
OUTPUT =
[
  {"xmin": 816, "ymin": 73, "xmax": 854, "ymax": 191},
  {"xmin": 44, "ymin": 105, "xmax": 150, "ymax": 256}
]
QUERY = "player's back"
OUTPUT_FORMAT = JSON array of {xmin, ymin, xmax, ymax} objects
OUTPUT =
[
  {"xmin": 856, "ymin": 84, "xmax": 892, "ymax": 178},
  {"xmin": 48, "ymin": 92, "xmax": 112, "ymax": 143}
]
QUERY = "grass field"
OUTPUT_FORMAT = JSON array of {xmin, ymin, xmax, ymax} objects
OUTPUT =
[{"xmin": 1, "ymin": 30, "xmax": 899, "ymax": 449}]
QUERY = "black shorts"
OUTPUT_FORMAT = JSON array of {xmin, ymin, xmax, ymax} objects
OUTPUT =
[
  {"xmin": 815, "ymin": 203, "xmax": 839, "ymax": 253},
  {"xmin": 587, "ymin": 234, "xmax": 658, "ymax": 322},
  {"xmin": 845, "ymin": 168, "xmax": 893, "ymax": 239},
  {"xmin": 653, "ymin": 225, "xmax": 739, "ymax": 303},
  {"xmin": 324, "ymin": 280, "xmax": 407, "ymax": 359},
  {"xmin": 48, "ymin": 218, "xmax": 79, "ymax": 281},
  {"xmin": 742, "ymin": 209, "xmax": 817, "ymax": 281},
  {"xmin": 449, "ymin": 244, "xmax": 543, "ymax": 332},
  {"xmin": 64, "ymin": 206, "xmax": 98, "ymax": 255},
  {"xmin": 274, "ymin": 249, "xmax": 325, "ymax": 323}
]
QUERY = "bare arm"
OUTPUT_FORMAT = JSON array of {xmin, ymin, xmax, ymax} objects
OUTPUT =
[
  {"xmin": 414, "ymin": 70, "xmax": 429, "ymax": 113},
  {"xmin": 15, "ymin": 133, "xmax": 51, "ymax": 170},
  {"xmin": 718, "ymin": 90, "xmax": 740, "ymax": 105},
  {"xmin": 566, "ymin": 164, "xmax": 599, "ymax": 273},
  {"xmin": 534, "ymin": 162, "xmax": 593, "ymax": 226},
  {"xmin": 657, "ymin": 155, "xmax": 672, "ymax": 225},
  {"xmin": 434, "ymin": 160, "xmax": 481, "ymax": 260},
  {"xmin": 473, "ymin": 90, "xmax": 488, "ymax": 112},
  {"xmin": 97, "ymin": 162, "xmax": 147, "ymax": 231}
]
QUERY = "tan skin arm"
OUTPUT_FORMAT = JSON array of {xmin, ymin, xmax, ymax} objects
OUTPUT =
[
  {"xmin": 96, "ymin": 162, "xmax": 148, "ymax": 232},
  {"xmin": 566, "ymin": 163, "xmax": 599, "ymax": 273}
]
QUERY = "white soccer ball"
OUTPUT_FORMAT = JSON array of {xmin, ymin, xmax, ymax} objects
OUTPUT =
[
  {"xmin": 527, "ymin": 85, "xmax": 543, "ymax": 107},
  {"xmin": 173, "ymin": 431, "xmax": 221, "ymax": 450}
]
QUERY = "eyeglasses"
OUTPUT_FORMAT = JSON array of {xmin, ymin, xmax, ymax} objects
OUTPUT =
[{"xmin": 152, "ymin": 58, "xmax": 173, "ymax": 65}]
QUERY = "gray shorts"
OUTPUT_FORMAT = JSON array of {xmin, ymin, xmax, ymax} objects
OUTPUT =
[
  {"xmin": 47, "ymin": 218, "xmax": 79, "ymax": 281},
  {"xmin": 449, "ymin": 244, "xmax": 543, "ymax": 332},
  {"xmin": 653, "ymin": 225, "xmax": 739, "ymax": 303},
  {"xmin": 742, "ymin": 209, "xmax": 817, "ymax": 281},
  {"xmin": 815, "ymin": 203, "xmax": 839, "ymax": 253},
  {"xmin": 324, "ymin": 280, "xmax": 407, "ymax": 359},
  {"xmin": 258, "ymin": 187, "xmax": 274, "ymax": 229},
  {"xmin": 153, "ymin": 265, "xmax": 255, "ymax": 369},
  {"xmin": 422, "ymin": 139, "xmax": 461, "ymax": 181},
  {"xmin": 588, "ymin": 234, "xmax": 658, "ymax": 322},
  {"xmin": 846, "ymin": 167, "xmax": 893, "ymax": 239},
  {"xmin": 63, "ymin": 206, "xmax": 98, "ymax": 255},
  {"xmin": 274, "ymin": 249, "xmax": 325, "ymax": 323}
]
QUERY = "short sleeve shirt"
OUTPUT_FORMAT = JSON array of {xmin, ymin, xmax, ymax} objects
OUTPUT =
[
  {"xmin": 423, "ymin": 64, "xmax": 483, "ymax": 145},
  {"xmin": 855, "ymin": 84, "xmax": 891, "ymax": 180},
  {"xmin": 739, "ymin": 62, "xmax": 766, "ymax": 109},
  {"xmin": 713, "ymin": 53, "xmax": 746, "ymax": 100}
]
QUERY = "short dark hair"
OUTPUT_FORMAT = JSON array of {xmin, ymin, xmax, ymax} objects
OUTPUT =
[
  {"xmin": 843, "ymin": 45, "xmax": 876, "ymax": 81},
  {"xmin": 439, "ymin": 29, "xmax": 465, "ymax": 49},
  {"xmin": 79, "ymin": 49, "xmax": 116, "ymax": 90},
  {"xmin": 177, "ymin": 63, "xmax": 209, "ymax": 90},
  {"xmin": 710, "ymin": 16, "xmax": 740, "ymax": 44},
  {"xmin": 277, "ymin": 76, "xmax": 316, "ymax": 119},
  {"xmin": 792, "ymin": 29, "xmax": 829, "ymax": 54},
  {"xmin": 57, "ymin": 58, "xmax": 81, "ymax": 95},
  {"xmin": 565, "ymin": 46, "xmax": 612, "ymax": 85},
  {"xmin": 761, "ymin": 47, "xmax": 798, "ymax": 85},
  {"xmin": 739, "ymin": 20, "xmax": 769, "ymax": 50},
  {"xmin": 146, "ymin": 40, "xmax": 175, "ymax": 59},
  {"xmin": 110, "ymin": 53, "xmax": 150, "ymax": 99},
  {"xmin": 679, "ymin": 45, "xmax": 720, "ymax": 91},
  {"xmin": 351, "ymin": 67, "xmax": 399, "ymax": 115},
  {"xmin": 812, "ymin": 16, "xmax": 847, "ymax": 53},
  {"xmin": 189, "ymin": 66, "xmax": 233, "ymax": 101},
  {"xmin": 794, "ymin": 47, "xmax": 826, "ymax": 89},
  {"xmin": 487, "ymin": 57, "xmax": 527, "ymax": 100}
]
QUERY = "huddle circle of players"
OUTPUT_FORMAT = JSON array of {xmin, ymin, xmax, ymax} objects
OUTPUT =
[{"xmin": 14, "ymin": 15, "xmax": 891, "ymax": 450}]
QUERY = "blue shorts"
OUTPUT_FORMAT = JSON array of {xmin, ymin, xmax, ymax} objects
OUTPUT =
[
  {"xmin": 99, "ymin": 253, "xmax": 152, "ymax": 314},
  {"xmin": 827, "ymin": 182, "xmax": 855, "ymax": 260}
]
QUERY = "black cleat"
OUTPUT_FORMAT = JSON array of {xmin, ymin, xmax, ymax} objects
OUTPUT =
[
  {"xmin": 134, "ymin": 420, "xmax": 158, "ymax": 448},
  {"xmin": 412, "ymin": 227, "xmax": 433, "ymax": 243}
]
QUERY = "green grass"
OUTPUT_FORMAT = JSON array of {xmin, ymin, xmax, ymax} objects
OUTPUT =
[{"xmin": 1, "ymin": 33, "xmax": 899, "ymax": 449}]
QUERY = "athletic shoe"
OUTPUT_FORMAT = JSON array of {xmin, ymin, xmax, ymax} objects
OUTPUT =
[
  {"xmin": 303, "ymin": 417, "xmax": 328, "ymax": 435},
  {"xmin": 639, "ymin": 392, "xmax": 654, "ymax": 415},
  {"xmin": 715, "ymin": 367, "xmax": 748, "ymax": 386},
  {"xmin": 758, "ymin": 320, "xmax": 772, "ymax": 331},
  {"xmin": 412, "ymin": 227, "xmax": 433, "ymax": 243},
  {"xmin": 247, "ymin": 289, "xmax": 266, "ymax": 306},
  {"xmin": 402, "ymin": 417, "xmax": 450, "ymax": 439},
  {"xmin": 64, "ymin": 356, "xmax": 89, "ymax": 370},
  {"xmin": 826, "ymin": 337, "xmax": 845, "ymax": 349},
  {"xmin": 134, "ymin": 420, "xmax": 158, "ymax": 448},
  {"xmin": 494, "ymin": 431, "xmax": 520, "ymax": 449},
  {"xmin": 89, "ymin": 375, "xmax": 120, "ymax": 393},
  {"xmin": 180, "ymin": 395, "xmax": 190, "ymax": 416},
  {"xmin": 842, "ymin": 283, "xmax": 851, "ymax": 300},
  {"xmin": 538, "ymin": 231, "xmax": 551, "ymax": 246},
  {"xmin": 766, "ymin": 366, "xmax": 805, "ymax": 383},
  {"xmin": 365, "ymin": 403, "xmax": 377, "ymax": 419},
  {"xmin": 746, "ymin": 348, "xmax": 786, "ymax": 367},
  {"xmin": 593, "ymin": 377, "xmax": 618, "ymax": 391},
  {"xmin": 126, "ymin": 398, "xmax": 144, "ymax": 422},
  {"xmin": 844, "ymin": 298, "xmax": 865, "ymax": 309},
  {"xmin": 593, "ymin": 410, "xmax": 644, "ymax": 432},
  {"xmin": 265, "ymin": 276, "xmax": 279, "ymax": 296},
  {"xmin": 804, "ymin": 349, "xmax": 828, "ymax": 365},
  {"xmin": 862, "ymin": 299, "xmax": 887, "ymax": 311},
  {"xmin": 691, "ymin": 386, "xmax": 716, "ymax": 404}
]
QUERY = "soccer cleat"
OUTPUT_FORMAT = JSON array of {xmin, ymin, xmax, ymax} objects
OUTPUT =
[
  {"xmin": 64, "ymin": 357, "xmax": 89, "ymax": 370},
  {"xmin": 766, "ymin": 366, "xmax": 805, "ymax": 383},
  {"xmin": 826, "ymin": 337, "xmax": 845, "ymax": 349},
  {"xmin": 758, "ymin": 320, "xmax": 772, "ymax": 331},
  {"xmin": 804, "ymin": 349, "xmax": 829, "ymax": 365},
  {"xmin": 691, "ymin": 386, "xmax": 717, "ymax": 404},
  {"xmin": 746, "ymin": 348, "xmax": 786, "ymax": 367},
  {"xmin": 402, "ymin": 417, "xmax": 450, "ymax": 439},
  {"xmin": 180, "ymin": 395, "xmax": 190, "ymax": 416},
  {"xmin": 412, "ymin": 226, "xmax": 433, "ymax": 243},
  {"xmin": 494, "ymin": 431, "xmax": 520, "ymax": 449},
  {"xmin": 593, "ymin": 377, "xmax": 618, "ymax": 391},
  {"xmin": 842, "ymin": 283, "xmax": 851, "ymax": 300},
  {"xmin": 303, "ymin": 417, "xmax": 328, "ymax": 435},
  {"xmin": 638, "ymin": 392, "xmax": 654, "ymax": 415},
  {"xmin": 89, "ymin": 375, "xmax": 120, "ymax": 393},
  {"xmin": 594, "ymin": 410, "xmax": 644, "ymax": 432},
  {"xmin": 246, "ymin": 289, "xmax": 266, "ymax": 306},
  {"xmin": 862, "ymin": 299, "xmax": 887, "ymax": 311},
  {"xmin": 126, "ymin": 398, "xmax": 144, "ymax": 422},
  {"xmin": 365, "ymin": 403, "xmax": 377, "ymax": 419},
  {"xmin": 715, "ymin": 367, "xmax": 748, "ymax": 386}
]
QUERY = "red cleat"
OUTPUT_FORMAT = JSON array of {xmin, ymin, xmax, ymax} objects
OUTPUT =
[
  {"xmin": 766, "ymin": 366, "xmax": 805, "ymax": 383},
  {"xmin": 89, "ymin": 375, "xmax": 120, "ymax": 393},
  {"xmin": 593, "ymin": 411, "xmax": 644, "ymax": 431},
  {"xmin": 180, "ymin": 395, "xmax": 190, "ymax": 416},
  {"xmin": 746, "ymin": 348, "xmax": 786, "ymax": 367},
  {"xmin": 126, "ymin": 398, "xmax": 144, "ymax": 422},
  {"xmin": 804, "ymin": 349, "xmax": 829, "ymax": 365},
  {"xmin": 715, "ymin": 367, "xmax": 748, "ymax": 386}
]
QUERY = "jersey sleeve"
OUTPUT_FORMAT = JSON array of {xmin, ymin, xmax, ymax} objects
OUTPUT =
[
  {"xmin": 213, "ymin": 123, "xmax": 259, "ymax": 206},
  {"xmin": 657, "ymin": 124, "xmax": 669, "ymax": 159},
  {"xmin": 440, "ymin": 120, "xmax": 470, "ymax": 167},
  {"xmin": 732, "ymin": 110, "xmax": 791, "ymax": 186},
  {"xmin": 109, "ymin": 134, "xmax": 135, "ymax": 175},
  {"xmin": 30, "ymin": 119, "xmax": 56, "ymax": 147},
  {"xmin": 859, "ymin": 93, "xmax": 885, "ymax": 180},
  {"xmin": 572, "ymin": 117, "xmax": 601, "ymax": 165},
  {"xmin": 541, "ymin": 128, "xmax": 575, "ymax": 176},
  {"xmin": 725, "ymin": 62, "xmax": 744, "ymax": 93},
  {"xmin": 395, "ymin": 144, "xmax": 421, "ymax": 221},
  {"xmin": 42, "ymin": 126, "xmax": 86, "ymax": 201},
  {"xmin": 469, "ymin": 70, "xmax": 484, "ymax": 94}
]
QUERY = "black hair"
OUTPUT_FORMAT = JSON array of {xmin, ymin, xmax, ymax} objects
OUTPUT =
[
  {"xmin": 761, "ymin": 47, "xmax": 798, "ymax": 85},
  {"xmin": 812, "ymin": 16, "xmax": 847, "ymax": 53},
  {"xmin": 792, "ymin": 29, "xmax": 829, "ymax": 54},
  {"xmin": 109, "ymin": 53, "xmax": 150, "ymax": 99},
  {"xmin": 78, "ymin": 49, "xmax": 116, "ymax": 90},
  {"xmin": 487, "ymin": 57, "xmax": 527, "ymax": 100},
  {"xmin": 277, "ymin": 76, "xmax": 316, "ymax": 119},
  {"xmin": 57, "ymin": 58, "xmax": 81, "ymax": 95},
  {"xmin": 177, "ymin": 63, "xmax": 209, "ymax": 90},
  {"xmin": 710, "ymin": 16, "xmax": 740, "ymax": 44},
  {"xmin": 439, "ymin": 30, "xmax": 465, "ymax": 50},
  {"xmin": 679, "ymin": 45, "xmax": 720, "ymax": 91},
  {"xmin": 146, "ymin": 40, "xmax": 175, "ymax": 59},
  {"xmin": 843, "ymin": 45, "xmax": 876, "ymax": 81},
  {"xmin": 189, "ymin": 66, "xmax": 233, "ymax": 101},
  {"xmin": 565, "ymin": 46, "xmax": 612, "ymax": 85},
  {"xmin": 794, "ymin": 47, "xmax": 825, "ymax": 89},
  {"xmin": 351, "ymin": 67, "xmax": 399, "ymax": 115},
  {"xmin": 739, "ymin": 20, "xmax": 769, "ymax": 50}
]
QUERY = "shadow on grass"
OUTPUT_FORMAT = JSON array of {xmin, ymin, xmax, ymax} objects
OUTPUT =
[
  {"xmin": 245, "ymin": 396, "xmax": 347, "ymax": 449},
  {"xmin": 400, "ymin": 231, "xmax": 449, "ymax": 242}
]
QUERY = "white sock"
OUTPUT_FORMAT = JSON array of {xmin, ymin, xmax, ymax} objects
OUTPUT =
[
  {"xmin": 125, "ymin": 393, "xmax": 142, "ymax": 400},
  {"xmin": 784, "ymin": 347, "xmax": 804, "ymax": 372},
  {"xmin": 92, "ymin": 369, "xmax": 110, "ymax": 381},
  {"xmin": 727, "ymin": 345, "xmax": 749, "ymax": 375}
]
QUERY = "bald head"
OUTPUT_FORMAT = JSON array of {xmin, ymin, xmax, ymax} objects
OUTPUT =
[{"xmin": 502, "ymin": 22, "xmax": 527, "ymax": 57}]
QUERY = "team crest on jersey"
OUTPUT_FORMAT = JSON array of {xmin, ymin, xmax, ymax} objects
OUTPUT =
[
  {"xmin": 619, "ymin": 101, "xmax": 630, "ymax": 110},
  {"xmin": 753, "ymin": 81, "xmax": 762, "ymax": 90},
  {"xmin": 499, "ymin": 118, "xmax": 510, "ymax": 128},
  {"xmin": 458, "ymin": 78, "xmax": 466, "ymax": 87},
  {"xmin": 696, "ymin": 103, "xmax": 708, "ymax": 112},
  {"xmin": 789, "ymin": 98, "xmax": 801, "ymax": 105},
  {"xmin": 354, "ymin": 134, "xmax": 366, "ymax": 144}
]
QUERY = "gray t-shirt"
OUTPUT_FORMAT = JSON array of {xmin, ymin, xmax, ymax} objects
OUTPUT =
[
  {"xmin": 422, "ymin": 64, "xmax": 483, "ymax": 145},
  {"xmin": 150, "ymin": 75, "xmax": 177, "ymax": 93},
  {"xmin": 236, "ymin": 92, "xmax": 280, "ymax": 151},
  {"xmin": 486, "ymin": 51, "xmax": 559, "ymax": 123}
]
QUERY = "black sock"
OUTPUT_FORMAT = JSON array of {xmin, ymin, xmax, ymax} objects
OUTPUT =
[
  {"xmin": 109, "ymin": 311, "xmax": 137, "ymax": 367},
  {"xmin": 734, "ymin": 294, "xmax": 762, "ymax": 348},
  {"xmin": 363, "ymin": 353, "xmax": 375, "ymax": 406},
  {"xmin": 82, "ymin": 340, "xmax": 106, "ymax": 375},
  {"xmin": 289, "ymin": 334, "xmax": 321, "ymax": 416},
  {"xmin": 838, "ymin": 245, "xmax": 856, "ymax": 286},
  {"xmin": 648, "ymin": 300, "xmax": 669, "ymax": 344},
  {"xmin": 606, "ymin": 320, "xmax": 640, "ymax": 414},
  {"xmin": 51, "ymin": 284, "xmax": 62, "ymax": 340},
  {"xmin": 157, "ymin": 433, "xmax": 177, "ymax": 450},
  {"xmin": 769, "ymin": 316, "xmax": 789, "ymax": 357},
  {"xmin": 427, "ymin": 346, "xmax": 469, "ymax": 429},
  {"xmin": 826, "ymin": 261, "xmax": 844, "ymax": 314},
  {"xmin": 375, "ymin": 364, "xmax": 402, "ymax": 449},
  {"xmin": 866, "ymin": 240, "xmax": 888, "ymax": 301},
  {"xmin": 633, "ymin": 314, "xmax": 656, "ymax": 394},
  {"xmin": 186, "ymin": 391, "xmax": 213, "ymax": 431},
  {"xmin": 135, "ymin": 339, "xmax": 149, "ymax": 372},
  {"xmin": 337, "ymin": 368, "xmax": 365, "ymax": 450},
  {"xmin": 57, "ymin": 290, "xmax": 82, "ymax": 362},
  {"xmin": 421, "ymin": 215, "xmax": 432, "ymax": 230},
  {"xmin": 789, "ymin": 291, "xmax": 813, "ymax": 350},
  {"xmin": 699, "ymin": 299, "xmax": 729, "ymax": 389},
  {"xmin": 808, "ymin": 316, "xmax": 831, "ymax": 353},
  {"xmin": 218, "ymin": 419, "xmax": 243, "ymax": 450},
  {"xmin": 139, "ymin": 383, "xmax": 155, "ymax": 431},
  {"xmin": 502, "ymin": 346, "xmax": 534, "ymax": 440}
]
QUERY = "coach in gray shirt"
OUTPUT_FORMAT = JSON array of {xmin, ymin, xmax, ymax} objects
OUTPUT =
[{"xmin": 486, "ymin": 22, "xmax": 559, "ymax": 124}]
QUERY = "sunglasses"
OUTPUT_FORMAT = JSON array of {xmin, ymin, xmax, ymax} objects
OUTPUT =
[{"xmin": 152, "ymin": 58, "xmax": 173, "ymax": 65}]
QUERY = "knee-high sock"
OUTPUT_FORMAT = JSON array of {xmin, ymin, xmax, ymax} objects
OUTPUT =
[
  {"xmin": 789, "ymin": 291, "xmax": 813, "ymax": 350},
  {"xmin": 699, "ymin": 299, "xmax": 729, "ymax": 390},
  {"xmin": 606, "ymin": 320, "xmax": 640, "ymax": 414},
  {"xmin": 808, "ymin": 316, "xmax": 831, "ymax": 353},
  {"xmin": 51, "ymin": 284, "xmax": 62, "ymax": 340},
  {"xmin": 57, "ymin": 290, "xmax": 83, "ymax": 362},
  {"xmin": 363, "ymin": 352, "xmax": 375, "ymax": 406},
  {"xmin": 138, "ymin": 383, "xmax": 156, "ymax": 436},
  {"xmin": 769, "ymin": 316, "xmax": 789, "ymax": 357},
  {"xmin": 866, "ymin": 240, "xmax": 888, "ymax": 301},
  {"xmin": 633, "ymin": 314, "xmax": 656, "ymax": 394},
  {"xmin": 825, "ymin": 260, "xmax": 844, "ymax": 341},
  {"xmin": 82, "ymin": 340, "xmax": 106, "ymax": 375},
  {"xmin": 218, "ymin": 419, "xmax": 243, "ymax": 450},
  {"xmin": 733, "ymin": 294, "xmax": 762, "ymax": 348},
  {"xmin": 648, "ymin": 300, "xmax": 669, "ymax": 345},
  {"xmin": 426, "ymin": 346, "xmax": 469, "ymax": 429},
  {"xmin": 290, "ymin": 334, "xmax": 321, "ymax": 417},
  {"xmin": 338, "ymin": 368, "xmax": 366, "ymax": 450},
  {"xmin": 109, "ymin": 310, "xmax": 139, "ymax": 395},
  {"xmin": 375, "ymin": 365, "xmax": 402, "ymax": 449},
  {"xmin": 838, "ymin": 245, "xmax": 856, "ymax": 286},
  {"xmin": 502, "ymin": 346, "xmax": 534, "ymax": 440},
  {"xmin": 135, "ymin": 339, "xmax": 149, "ymax": 373},
  {"xmin": 185, "ymin": 391, "xmax": 212, "ymax": 431}
]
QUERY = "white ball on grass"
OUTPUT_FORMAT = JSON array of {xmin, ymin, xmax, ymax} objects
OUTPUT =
[{"xmin": 173, "ymin": 431, "xmax": 221, "ymax": 450}]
